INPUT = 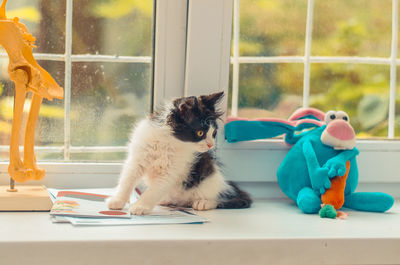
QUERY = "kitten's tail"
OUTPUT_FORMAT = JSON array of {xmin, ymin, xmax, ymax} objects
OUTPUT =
[{"xmin": 217, "ymin": 181, "xmax": 252, "ymax": 209}]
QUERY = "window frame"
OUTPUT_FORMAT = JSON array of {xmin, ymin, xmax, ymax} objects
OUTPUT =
[
  {"xmin": 0, "ymin": 0, "xmax": 399, "ymax": 198},
  {"xmin": 0, "ymin": 0, "xmax": 188, "ymax": 186},
  {"xmin": 192, "ymin": 0, "xmax": 400, "ymax": 197}
]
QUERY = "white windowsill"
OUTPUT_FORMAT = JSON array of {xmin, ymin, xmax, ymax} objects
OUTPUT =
[{"xmin": 0, "ymin": 198, "xmax": 399, "ymax": 265}]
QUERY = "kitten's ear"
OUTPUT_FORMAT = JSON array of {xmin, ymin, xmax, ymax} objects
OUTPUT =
[
  {"xmin": 177, "ymin": 97, "xmax": 198, "ymax": 116},
  {"xmin": 200, "ymin": 91, "xmax": 224, "ymax": 108}
]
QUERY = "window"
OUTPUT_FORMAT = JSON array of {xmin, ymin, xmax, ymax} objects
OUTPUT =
[
  {"xmin": 0, "ymin": 0, "xmax": 398, "ymax": 195},
  {"xmin": 219, "ymin": 0, "xmax": 400, "ymax": 196},
  {"xmin": 229, "ymin": 0, "xmax": 398, "ymax": 139},
  {"xmin": 0, "ymin": 0, "xmax": 154, "ymax": 162}
]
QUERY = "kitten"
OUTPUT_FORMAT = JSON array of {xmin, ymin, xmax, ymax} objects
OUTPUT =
[{"xmin": 107, "ymin": 91, "xmax": 252, "ymax": 215}]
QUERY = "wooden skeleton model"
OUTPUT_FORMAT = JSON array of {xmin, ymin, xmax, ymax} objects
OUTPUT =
[{"xmin": 0, "ymin": 0, "xmax": 63, "ymax": 183}]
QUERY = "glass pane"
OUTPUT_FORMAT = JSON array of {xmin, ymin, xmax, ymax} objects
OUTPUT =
[
  {"xmin": 238, "ymin": 0, "xmax": 307, "ymax": 56},
  {"xmin": 71, "ymin": 62, "xmax": 151, "ymax": 146},
  {"xmin": 35, "ymin": 60, "xmax": 65, "ymax": 146},
  {"xmin": 2, "ymin": 0, "xmax": 66, "ymax": 54},
  {"xmin": 229, "ymin": 63, "xmax": 303, "ymax": 118},
  {"xmin": 310, "ymin": 64, "xmax": 390, "ymax": 138},
  {"xmin": 313, "ymin": 0, "xmax": 391, "ymax": 57},
  {"xmin": 70, "ymin": 152, "xmax": 126, "ymax": 162},
  {"xmin": 72, "ymin": 0, "xmax": 153, "ymax": 56},
  {"xmin": 394, "ymin": 68, "xmax": 400, "ymax": 138},
  {"xmin": 0, "ymin": 60, "xmax": 64, "ymax": 161}
]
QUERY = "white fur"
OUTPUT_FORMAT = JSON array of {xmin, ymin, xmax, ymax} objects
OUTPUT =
[{"xmin": 107, "ymin": 116, "xmax": 231, "ymax": 215}]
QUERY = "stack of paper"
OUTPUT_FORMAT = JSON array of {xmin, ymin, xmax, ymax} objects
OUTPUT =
[{"xmin": 47, "ymin": 188, "xmax": 209, "ymax": 226}]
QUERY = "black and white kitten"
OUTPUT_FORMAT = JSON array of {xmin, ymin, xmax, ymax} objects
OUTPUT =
[{"xmin": 107, "ymin": 92, "xmax": 252, "ymax": 215}]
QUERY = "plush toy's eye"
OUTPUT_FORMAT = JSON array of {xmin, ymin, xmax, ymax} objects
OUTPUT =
[
  {"xmin": 197, "ymin": 130, "xmax": 204, "ymax": 137},
  {"xmin": 325, "ymin": 110, "xmax": 337, "ymax": 124},
  {"xmin": 335, "ymin": 111, "xmax": 350, "ymax": 123}
]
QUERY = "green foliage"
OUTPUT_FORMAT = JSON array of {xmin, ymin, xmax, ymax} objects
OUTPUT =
[
  {"xmin": 236, "ymin": 0, "xmax": 394, "ymax": 137},
  {"xmin": 90, "ymin": 0, "xmax": 152, "ymax": 19},
  {"xmin": 7, "ymin": 6, "xmax": 41, "ymax": 22},
  {"xmin": 358, "ymin": 95, "xmax": 388, "ymax": 130}
]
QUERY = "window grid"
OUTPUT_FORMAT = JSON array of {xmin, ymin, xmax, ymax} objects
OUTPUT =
[
  {"xmin": 64, "ymin": 0, "xmax": 72, "ymax": 160},
  {"xmin": 0, "ymin": 0, "xmax": 152, "ymax": 160},
  {"xmin": 231, "ymin": 0, "xmax": 399, "ymax": 139}
]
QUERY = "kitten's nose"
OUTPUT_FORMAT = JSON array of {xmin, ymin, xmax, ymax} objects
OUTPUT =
[{"xmin": 207, "ymin": 143, "xmax": 214, "ymax": 149}]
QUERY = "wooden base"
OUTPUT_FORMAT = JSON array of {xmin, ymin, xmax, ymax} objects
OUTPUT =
[{"xmin": 0, "ymin": 185, "xmax": 53, "ymax": 211}]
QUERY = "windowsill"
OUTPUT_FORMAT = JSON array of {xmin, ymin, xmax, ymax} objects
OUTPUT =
[{"xmin": 1, "ymin": 198, "xmax": 399, "ymax": 265}]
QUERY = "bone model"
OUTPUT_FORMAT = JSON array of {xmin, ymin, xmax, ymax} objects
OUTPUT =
[{"xmin": 0, "ymin": 0, "xmax": 63, "ymax": 183}]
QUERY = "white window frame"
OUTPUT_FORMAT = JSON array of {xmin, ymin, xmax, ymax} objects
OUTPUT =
[
  {"xmin": 0, "ymin": 0, "xmax": 399, "ymax": 198},
  {"xmin": 0, "ymin": 0, "xmax": 189, "ymax": 188},
  {"xmin": 186, "ymin": 0, "xmax": 400, "ymax": 198}
]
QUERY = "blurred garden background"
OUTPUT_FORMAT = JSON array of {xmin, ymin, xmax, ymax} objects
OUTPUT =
[
  {"xmin": 229, "ymin": 0, "xmax": 398, "ymax": 138},
  {"xmin": 0, "ymin": 0, "xmax": 398, "ymax": 162},
  {"xmin": 0, "ymin": 0, "xmax": 153, "ymax": 161}
]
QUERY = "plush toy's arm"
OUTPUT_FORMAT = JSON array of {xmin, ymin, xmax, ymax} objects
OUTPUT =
[
  {"xmin": 302, "ymin": 140, "xmax": 331, "ymax": 195},
  {"xmin": 323, "ymin": 148, "xmax": 359, "ymax": 178}
]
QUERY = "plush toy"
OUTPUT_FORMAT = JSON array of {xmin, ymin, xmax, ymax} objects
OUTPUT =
[{"xmin": 225, "ymin": 108, "xmax": 394, "ymax": 216}]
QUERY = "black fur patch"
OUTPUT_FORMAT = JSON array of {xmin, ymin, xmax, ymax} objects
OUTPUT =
[
  {"xmin": 217, "ymin": 181, "xmax": 252, "ymax": 209},
  {"xmin": 167, "ymin": 92, "xmax": 224, "ymax": 142},
  {"xmin": 183, "ymin": 151, "xmax": 215, "ymax": 190}
]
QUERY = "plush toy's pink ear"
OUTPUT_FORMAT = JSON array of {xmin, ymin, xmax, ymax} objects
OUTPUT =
[{"xmin": 289, "ymin": 108, "xmax": 326, "ymax": 122}]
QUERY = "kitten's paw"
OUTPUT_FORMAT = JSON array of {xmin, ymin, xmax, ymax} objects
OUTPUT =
[
  {"xmin": 192, "ymin": 199, "xmax": 217, "ymax": 211},
  {"xmin": 159, "ymin": 199, "xmax": 171, "ymax": 206},
  {"xmin": 130, "ymin": 202, "xmax": 153, "ymax": 215},
  {"xmin": 106, "ymin": 196, "xmax": 126, "ymax": 210}
]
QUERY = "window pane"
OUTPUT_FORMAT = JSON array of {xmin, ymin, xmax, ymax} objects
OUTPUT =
[
  {"xmin": 229, "ymin": 64, "xmax": 303, "ymax": 118},
  {"xmin": 395, "ymin": 67, "xmax": 400, "ymax": 138},
  {"xmin": 71, "ymin": 62, "xmax": 151, "ymax": 146},
  {"xmin": 72, "ymin": 0, "xmax": 153, "ymax": 56},
  {"xmin": 238, "ymin": 0, "xmax": 307, "ymax": 56},
  {"xmin": 3, "ymin": 0, "xmax": 66, "ymax": 54},
  {"xmin": 35, "ymin": 60, "xmax": 65, "ymax": 146},
  {"xmin": 310, "ymin": 64, "xmax": 389, "ymax": 138},
  {"xmin": 313, "ymin": 0, "xmax": 391, "ymax": 57},
  {"xmin": 70, "ymin": 152, "xmax": 125, "ymax": 162},
  {"xmin": 0, "ymin": 60, "xmax": 64, "ymax": 161}
]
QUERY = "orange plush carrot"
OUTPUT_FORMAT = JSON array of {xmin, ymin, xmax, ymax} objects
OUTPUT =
[{"xmin": 319, "ymin": 161, "xmax": 351, "ymax": 219}]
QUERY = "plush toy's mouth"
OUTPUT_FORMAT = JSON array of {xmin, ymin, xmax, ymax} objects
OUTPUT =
[{"xmin": 321, "ymin": 120, "xmax": 356, "ymax": 150}]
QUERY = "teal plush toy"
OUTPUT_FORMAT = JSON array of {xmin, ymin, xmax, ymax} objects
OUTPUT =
[{"xmin": 225, "ymin": 108, "xmax": 394, "ymax": 214}]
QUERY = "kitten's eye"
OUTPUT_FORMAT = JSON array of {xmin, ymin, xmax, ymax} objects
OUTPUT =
[{"xmin": 197, "ymin": 130, "xmax": 204, "ymax": 137}]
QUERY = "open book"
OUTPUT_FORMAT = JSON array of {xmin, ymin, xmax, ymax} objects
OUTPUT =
[
  {"xmin": 48, "ymin": 188, "xmax": 209, "ymax": 226},
  {"xmin": 50, "ymin": 190, "xmax": 131, "ymax": 218}
]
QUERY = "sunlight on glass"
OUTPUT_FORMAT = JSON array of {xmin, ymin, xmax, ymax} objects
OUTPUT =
[
  {"xmin": 313, "ymin": 0, "xmax": 391, "ymax": 57},
  {"xmin": 229, "ymin": 64, "xmax": 303, "ymax": 119},
  {"xmin": 238, "ymin": 0, "xmax": 307, "ymax": 56},
  {"xmin": 73, "ymin": 0, "xmax": 153, "ymax": 56},
  {"xmin": 71, "ymin": 62, "xmax": 151, "ymax": 148},
  {"xmin": 0, "ymin": 0, "xmax": 154, "ymax": 161},
  {"xmin": 310, "ymin": 64, "xmax": 389, "ymax": 138},
  {"xmin": 0, "ymin": 60, "xmax": 65, "ymax": 160},
  {"xmin": 4, "ymin": 0, "xmax": 66, "ymax": 53},
  {"xmin": 394, "ymin": 68, "xmax": 400, "ymax": 138}
]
